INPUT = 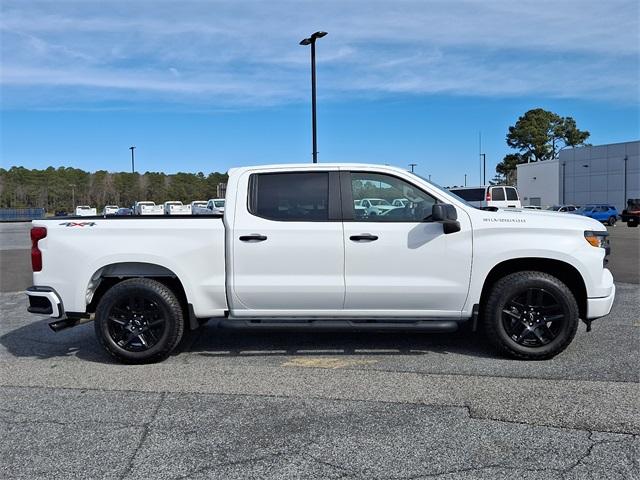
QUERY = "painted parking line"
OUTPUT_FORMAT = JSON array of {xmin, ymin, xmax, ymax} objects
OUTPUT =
[{"xmin": 281, "ymin": 357, "xmax": 378, "ymax": 369}]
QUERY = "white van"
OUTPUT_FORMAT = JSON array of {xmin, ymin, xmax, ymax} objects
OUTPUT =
[{"xmin": 448, "ymin": 186, "xmax": 521, "ymax": 209}]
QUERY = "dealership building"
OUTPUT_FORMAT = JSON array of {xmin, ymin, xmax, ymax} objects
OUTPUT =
[{"xmin": 516, "ymin": 140, "xmax": 639, "ymax": 210}]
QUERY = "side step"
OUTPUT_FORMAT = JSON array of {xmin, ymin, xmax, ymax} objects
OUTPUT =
[{"xmin": 213, "ymin": 318, "xmax": 462, "ymax": 333}]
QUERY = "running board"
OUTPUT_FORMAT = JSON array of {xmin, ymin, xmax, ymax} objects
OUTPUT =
[{"xmin": 213, "ymin": 318, "xmax": 462, "ymax": 332}]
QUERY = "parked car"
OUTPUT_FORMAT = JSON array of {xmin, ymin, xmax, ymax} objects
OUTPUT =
[
  {"xmin": 392, "ymin": 198, "xmax": 410, "ymax": 207},
  {"xmin": 546, "ymin": 205, "xmax": 579, "ymax": 213},
  {"xmin": 115, "ymin": 208, "xmax": 133, "ymax": 216},
  {"xmin": 523, "ymin": 205, "xmax": 542, "ymax": 210},
  {"xmin": 54, "ymin": 210, "xmax": 68, "ymax": 217},
  {"xmin": 448, "ymin": 185, "xmax": 521, "ymax": 209},
  {"xmin": 360, "ymin": 198, "xmax": 398, "ymax": 216},
  {"xmin": 620, "ymin": 199, "xmax": 639, "ymax": 227},
  {"xmin": 207, "ymin": 198, "xmax": 226, "ymax": 213},
  {"xmin": 102, "ymin": 205, "xmax": 119, "ymax": 216},
  {"xmin": 190, "ymin": 201, "xmax": 208, "ymax": 214},
  {"xmin": 163, "ymin": 201, "xmax": 192, "ymax": 215},
  {"xmin": 75, "ymin": 206, "xmax": 97, "ymax": 216},
  {"xmin": 576, "ymin": 205, "xmax": 619, "ymax": 226},
  {"xmin": 134, "ymin": 201, "xmax": 164, "ymax": 216},
  {"xmin": 26, "ymin": 163, "xmax": 614, "ymax": 364}
]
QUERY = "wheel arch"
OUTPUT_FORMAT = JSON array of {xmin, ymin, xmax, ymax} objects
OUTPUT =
[
  {"xmin": 85, "ymin": 262, "xmax": 190, "ymax": 322},
  {"xmin": 479, "ymin": 258, "xmax": 588, "ymax": 319}
]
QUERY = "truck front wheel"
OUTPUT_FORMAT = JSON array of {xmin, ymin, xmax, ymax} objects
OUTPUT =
[
  {"xmin": 483, "ymin": 271, "xmax": 579, "ymax": 360},
  {"xmin": 94, "ymin": 278, "xmax": 184, "ymax": 364}
]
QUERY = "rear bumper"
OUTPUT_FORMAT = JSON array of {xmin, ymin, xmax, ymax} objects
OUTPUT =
[
  {"xmin": 586, "ymin": 283, "xmax": 616, "ymax": 320},
  {"xmin": 25, "ymin": 286, "xmax": 64, "ymax": 318}
]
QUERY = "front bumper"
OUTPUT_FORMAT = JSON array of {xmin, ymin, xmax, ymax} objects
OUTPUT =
[
  {"xmin": 25, "ymin": 286, "xmax": 64, "ymax": 318},
  {"xmin": 586, "ymin": 283, "xmax": 616, "ymax": 319}
]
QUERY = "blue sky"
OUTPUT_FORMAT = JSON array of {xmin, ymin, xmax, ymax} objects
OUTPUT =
[{"xmin": 1, "ymin": 0, "xmax": 639, "ymax": 186}]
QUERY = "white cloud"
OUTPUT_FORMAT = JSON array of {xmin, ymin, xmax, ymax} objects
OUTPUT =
[{"xmin": 1, "ymin": 0, "xmax": 638, "ymax": 108}]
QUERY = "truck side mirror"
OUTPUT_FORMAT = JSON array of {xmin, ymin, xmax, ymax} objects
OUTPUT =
[{"xmin": 432, "ymin": 203, "xmax": 461, "ymax": 234}]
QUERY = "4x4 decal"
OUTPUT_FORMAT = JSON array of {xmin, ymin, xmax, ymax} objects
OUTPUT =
[{"xmin": 59, "ymin": 222, "xmax": 96, "ymax": 227}]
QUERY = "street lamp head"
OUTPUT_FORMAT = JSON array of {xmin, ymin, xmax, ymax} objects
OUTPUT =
[{"xmin": 300, "ymin": 31, "xmax": 327, "ymax": 46}]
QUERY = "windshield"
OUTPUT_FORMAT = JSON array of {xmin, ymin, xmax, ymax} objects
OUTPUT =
[{"xmin": 214, "ymin": 200, "xmax": 225, "ymax": 207}]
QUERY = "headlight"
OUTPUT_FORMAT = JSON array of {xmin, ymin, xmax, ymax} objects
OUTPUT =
[{"xmin": 584, "ymin": 230, "xmax": 609, "ymax": 248}]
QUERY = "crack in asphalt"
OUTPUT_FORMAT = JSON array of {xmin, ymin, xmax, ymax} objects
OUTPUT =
[
  {"xmin": 120, "ymin": 392, "xmax": 165, "ymax": 480},
  {"xmin": 559, "ymin": 431, "xmax": 637, "ymax": 480},
  {"xmin": 1, "ymin": 383, "xmax": 638, "ymax": 437}
]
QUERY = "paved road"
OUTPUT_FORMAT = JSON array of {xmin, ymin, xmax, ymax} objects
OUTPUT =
[{"xmin": 1, "ymin": 283, "xmax": 638, "ymax": 479}]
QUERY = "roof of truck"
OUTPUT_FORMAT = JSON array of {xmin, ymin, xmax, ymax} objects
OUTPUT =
[{"xmin": 228, "ymin": 163, "xmax": 412, "ymax": 176}]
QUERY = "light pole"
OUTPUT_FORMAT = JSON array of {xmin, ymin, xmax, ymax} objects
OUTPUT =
[
  {"xmin": 464, "ymin": 173, "xmax": 467, "ymax": 186},
  {"xmin": 129, "ymin": 146, "xmax": 136, "ymax": 173},
  {"xmin": 409, "ymin": 163, "xmax": 417, "ymax": 173},
  {"xmin": 299, "ymin": 31, "xmax": 327, "ymax": 163},
  {"xmin": 480, "ymin": 153, "xmax": 486, "ymax": 185}
]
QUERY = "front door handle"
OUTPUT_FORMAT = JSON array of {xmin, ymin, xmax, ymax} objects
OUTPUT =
[
  {"xmin": 350, "ymin": 234, "xmax": 378, "ymax": 242},
  {"xmin": 239, "ymin": 234, "xmax": 267, "ymax": 242}
]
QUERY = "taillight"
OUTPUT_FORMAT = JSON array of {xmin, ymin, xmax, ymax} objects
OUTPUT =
[
  {"xmin": 31, "ymin": 226, "xmax": 47, "ymax": 272},
  {"xmin": 486, "ymin": 190, "xmax": 492, "ymax": 202}
]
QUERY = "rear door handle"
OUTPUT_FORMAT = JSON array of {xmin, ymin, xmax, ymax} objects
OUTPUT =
[
  {"xmin": 239, "ymin": 234, "xmax": 267, "ymax": 242},
  {"xmin": 349, "ymin": 234, "xmax": 378, "ymax": 242}
]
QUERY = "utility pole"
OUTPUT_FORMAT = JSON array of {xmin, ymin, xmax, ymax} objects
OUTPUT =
[
  {"xmin": 464, "ymin": 173, "xmax": 467, "ymax": 186},
  {"xmin": 69, "ymin": 184, "xmax": 76, "ymax": 210},
  {"xmin": 480, "ymin": 153, "xmax": 486, "ymax": 185},
  {"xmin": 299, "ymin": 31, "xmax": 327, "ymax": 163},
  {"xmin": 409, "ymin": 163, "xmax": 417, "ymax": 173},
  {"xmin": 478, "ymin": 131, "xmax": 482, "ymax": 184},
  {"xmin": 623, "ymin": 155, "xmax": 628, "ymax": 207},
  {"xmin": 129, "ymin": 146, "xmax": 136, "ymax": 173}
]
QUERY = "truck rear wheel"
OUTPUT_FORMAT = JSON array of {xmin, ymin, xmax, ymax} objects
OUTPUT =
[
  {"xmin": 94, "ymin": 278, "xmax": 184, "ymax": 364},
  {"xmin": 607, "ymin": 216, "xmax": 616, "ymax": 226},
  {"xmin": 482, "ymin": 271, "xmax": 579, "ymax": 360}
]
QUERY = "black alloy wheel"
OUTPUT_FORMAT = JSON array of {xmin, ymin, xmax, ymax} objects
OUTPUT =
[
  {"xmin": 107, "ymin": 295, "xmax": 167, "ymax": 352},
  {"xmin": 501, "ymin": 288, "xmax": 565, "ymax": 347},
  {"xmin": 95, "ymin": 278, "xmax": 184, "ymax": 363},
  {"xmin": 483, "ymin": 271, "xmax": 579, "ymax": 360}
]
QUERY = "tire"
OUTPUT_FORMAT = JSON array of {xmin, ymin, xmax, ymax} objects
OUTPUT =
[
  {"xmin": 94, "ymin": 278, "xmax": 184, "ymax": 364},
  {"xmin": 482, "ymin": 271, "xmax": 579, "ymax": 360},
  {"xmin": 607, "ymin": 216, "xmax": 616, "ymax": 226}
]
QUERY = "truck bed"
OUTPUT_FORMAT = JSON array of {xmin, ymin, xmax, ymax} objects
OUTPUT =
[{"xmin": 32, "ymin": 215, "xmax": 227, "ymax": 318}]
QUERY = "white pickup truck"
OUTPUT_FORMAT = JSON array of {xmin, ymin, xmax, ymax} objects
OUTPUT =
[
  {"xmin": 163, "ymin": 201, "xmax": 192, "ymax": 215},
  {"xmin": 26, "ymin": 164, "xmax": 615, "ymax": 364},
  {"xmin": 134, "ymin": 201, "xmax": 164, "ymax": 216}
]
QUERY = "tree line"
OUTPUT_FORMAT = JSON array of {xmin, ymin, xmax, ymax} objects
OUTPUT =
[{"xmin": 0, "ymin": 166, "xmax": 228, "ymax": 213}]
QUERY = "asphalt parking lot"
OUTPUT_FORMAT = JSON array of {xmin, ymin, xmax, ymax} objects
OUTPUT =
[{"xmin": 0, "ymin": 221, "xmax": 638, "ymax": 479}]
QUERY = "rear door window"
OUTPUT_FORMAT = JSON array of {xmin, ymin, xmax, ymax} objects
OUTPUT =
[
  {"xmin": 249, "ymin": 172, "xmax": 329, "ymax": 221},
  {"xmin": 491, "ymin": 187, "xmax": 505, "ymax": 201},
  {"xmin": 505, "ymin": 187, "xmax": 519, "ymax": 201}
]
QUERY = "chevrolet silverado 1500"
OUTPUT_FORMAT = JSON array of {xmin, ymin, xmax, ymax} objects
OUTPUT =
[{"xmin": 26, "ymin": 164, "xmax": 615, "ymax": 363}]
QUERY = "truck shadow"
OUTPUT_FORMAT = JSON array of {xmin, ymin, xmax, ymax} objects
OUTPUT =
[{"xmin": 0, "ymin": 317, "xmax": 499, "ymax": 364}]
